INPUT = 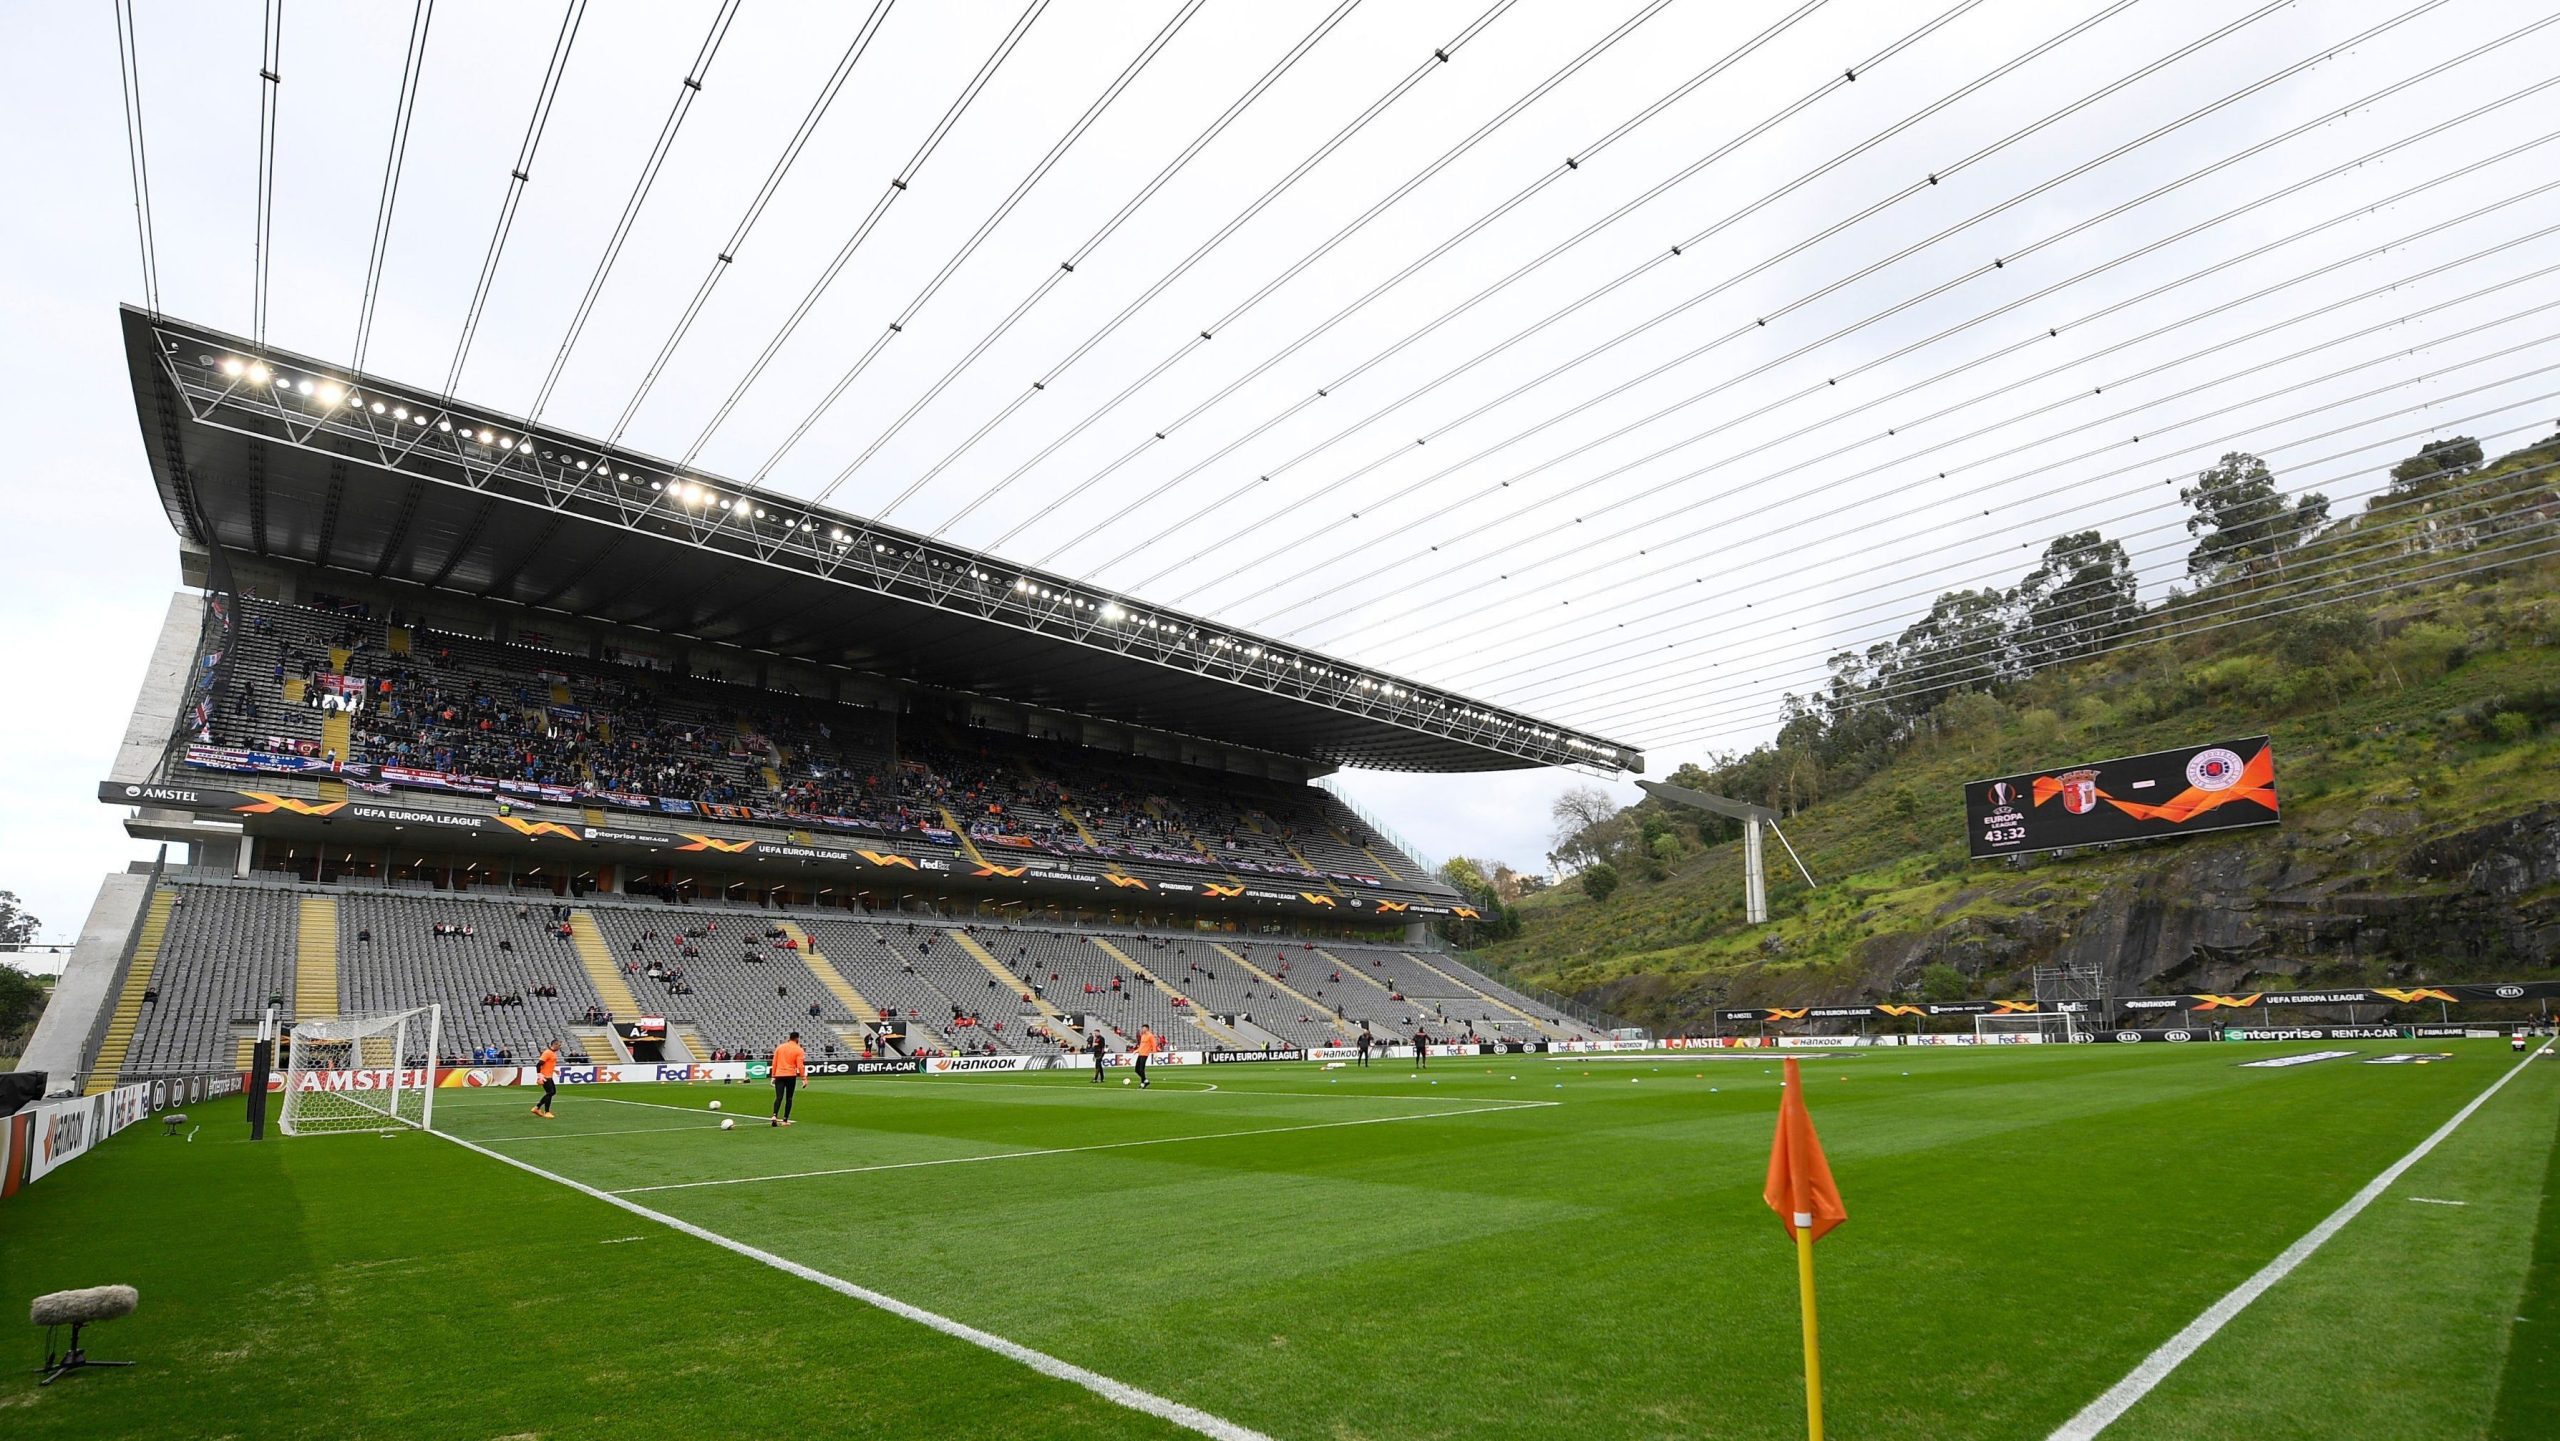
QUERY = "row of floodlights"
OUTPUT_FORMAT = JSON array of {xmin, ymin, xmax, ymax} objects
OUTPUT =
[{"xmin": 212, "ymin": 357, "xmax": 1615, "ymax": 757}]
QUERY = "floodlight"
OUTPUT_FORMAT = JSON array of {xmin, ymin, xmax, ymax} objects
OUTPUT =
[{"xmin": 220, "ymin": 357, "xmax": 244, "ymax": 377}]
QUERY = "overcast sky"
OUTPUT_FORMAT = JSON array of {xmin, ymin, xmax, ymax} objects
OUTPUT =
[{"xmin": 3, "ymin": 0, "xmax": 2553, "ymax": 945}]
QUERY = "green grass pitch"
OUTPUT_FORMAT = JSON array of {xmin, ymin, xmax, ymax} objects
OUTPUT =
[{"xmin": 4, "ymin": 1041, "xmax": 2553, "ymax": 1440}]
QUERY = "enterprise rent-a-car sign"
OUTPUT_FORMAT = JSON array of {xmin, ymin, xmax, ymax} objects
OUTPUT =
[{"xmin": 1967, "ymin": 736, "xmax": 2279, "ymax": 859}]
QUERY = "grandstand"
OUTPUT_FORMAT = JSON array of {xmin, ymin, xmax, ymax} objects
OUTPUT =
[{"xmin": 19, "ymin": 310, "xmax": 1638, "ymax": 1092}]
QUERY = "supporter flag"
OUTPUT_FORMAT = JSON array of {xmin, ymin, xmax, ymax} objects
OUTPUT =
[{"xmin": 1763, "ymin": 1058, "xmax": 1845, "ymax": 1440}]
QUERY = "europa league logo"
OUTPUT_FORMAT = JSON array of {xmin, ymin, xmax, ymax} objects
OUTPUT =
[{"xmin": 2057, "ymin": 769, "xmax": 2100, "ymax": 815}]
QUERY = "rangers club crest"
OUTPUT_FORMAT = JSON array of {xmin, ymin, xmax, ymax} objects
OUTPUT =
[
  {"xmin": 2185, "ymin": 747, "xmax": 2244, "ymax": 791},
  {"xmin": 2057, "ymin": 769, "xmax": 2100, "ymax": 815}
]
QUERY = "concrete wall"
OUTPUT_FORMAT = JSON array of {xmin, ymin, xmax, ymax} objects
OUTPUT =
[
  {"xmin": 15, "ymin": 873, "xmax": 150, "ymax": 1089},
  {"xmin": 109, "ymin": 589, "xmax": 208, "ymax": 786}
]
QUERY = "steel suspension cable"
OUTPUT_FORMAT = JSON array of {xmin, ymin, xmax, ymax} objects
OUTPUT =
[
  {"xmin": 1054, "ymin": 0, "xmax": 2030, "ymax": 577},
  {"xmin": 1270, "ymin": 117, "xmax": 2560, "ymax": 651},
  {"xmin": 443, "ymin": 0, "xmax": 586, "ymax": 397},
  {"xmin": 833, "ymin": 0, "xmax": 1526, "ymax": 517},
  {"xmin": 591, "ymin": 0, "xmax": 898, "ymax": 464},
  {"xmin": 933, "ymin": 0, "xmax": 1702, "ymax": 542},
  {"xmin": 523, "ymin": 0, "xmax": 741, "ymax": 428},
  {"xmin": 251, "ymin": 0, "xmax": 285, "ymax": 350},
  {"xmin": 112, "ymin": 0, "xmax": 162, "ymax": 318},
  {"xmin": 662, "ymin": 0, "xmax": 1054, "ymax": 470},
  {"xmin": 1204, "ymin": 12, "xmax": 2544, "ymax": 616},
  {"xmin": 750, "ymin": 0, "xmax": 1365, "ymax": 491},
  {"xmin": 707, "ymin": 0, "xmax": 1210, "ymax": 484},
  {"xmin": 1569, "ymin": 359, "xmax": 2560, "ymax": 732},
  {"xmin": 351, "ymin": 0, "xmax": 435, "ymax": 374},
  {"xmin": 1548, "ymin": 396, "xmax": 2560, "ymax": 728}
]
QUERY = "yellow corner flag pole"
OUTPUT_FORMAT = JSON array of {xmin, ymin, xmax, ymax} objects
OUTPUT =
[
  {"xmin": 1795, "ymin": 1220, "xmax": 1825, "ymax": 1441},
  {"xmin": 1766, "ymin": 1056, "xmax": 1844, "ymax": 1441}
]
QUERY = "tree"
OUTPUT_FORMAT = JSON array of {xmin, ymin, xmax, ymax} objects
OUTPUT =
[
  {"xmin": 2388, "ymin": 436, "xmax": 2483, "ymax": 492},
  {"xmin": 2181, "ymin": 452, "xmax": 2329, "ymax": 584},
  {"xmin": 1437, "ymin": 857, "xmax": 1492, "ymax": 896},
  {"xmin": 0, "ymin": 891, "xmax": 35, "ymax": 948},
  {"xmin": 2013, "ymin": 530, "xmax": 2139, "ymax": 666},
  {"xmin": 1917, "ymin": 963, "xmax": 1968, "ymax": 1003},
  {"xmin": 0, "ymin": 962, "xmax": 43, "ymax": 1045},
  {"xmin": 1875, "ymin": 588, "xmax": 2016, "ymax": 718},
  {"xmin": 1581, "ymin": 862, "xmax": 1621, "ymax": 903},
  {"xmin": 1549, "ymin": 785, "xmax": 1626, "ymax": 872}
]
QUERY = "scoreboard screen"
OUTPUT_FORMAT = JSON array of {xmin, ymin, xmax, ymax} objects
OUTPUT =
[{"xmin": 1967, "ymin": 736, "xmax": 2278, "ymax": 859}]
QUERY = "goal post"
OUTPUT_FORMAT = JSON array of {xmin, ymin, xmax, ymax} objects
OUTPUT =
[
  {"xmin": 1973, "ymin": 1010, "xmax": 2083, "ymax": 1045},
  {"xmin": 278, "ymin": 1005, "xmax": 441, "ymax": 1136}
]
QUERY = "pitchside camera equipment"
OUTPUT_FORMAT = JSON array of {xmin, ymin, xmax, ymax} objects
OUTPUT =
[{"xmin": 1966, "ymin": 736, "xmax": 2279, "ymax": 859}]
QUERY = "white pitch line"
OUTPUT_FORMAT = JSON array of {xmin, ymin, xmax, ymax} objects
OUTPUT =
[
  {"xmin": 434, "ymin": 1129, "xmax": 1274, "ymax": 1441},
  {"xmin": 2407, "ymin": 1196, "xmax": 2469, "ymax": 1207},
  {"xmin": 2050, "ymin": 1041, "xmax": 2552, "ymax": 1440},
  {"xmin": 612, "ymin": 1099, "xmax": 1560, "ymax": 1195}
]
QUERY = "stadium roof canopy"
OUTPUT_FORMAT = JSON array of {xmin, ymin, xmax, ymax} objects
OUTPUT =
[{"xmin": 121, "ymin": 308, "xmax": 1642, "ymax": 775}]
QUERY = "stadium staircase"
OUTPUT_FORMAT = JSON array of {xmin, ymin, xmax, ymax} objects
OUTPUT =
[
  {"xmin": 1399, "ymin": 952, "xmax": 1565, "ymax": 1038},
  {"xmin": 936, "ymin": 806, "xmax": 997, "ymax": 869},
  {"xmin": 294, "ymin": 897, "xmax": 340, "ymax": 1021},
  {"xmin": 1213, "ymin": 944, "xmax": 1351, "ymax": 1040},
  {"xmin": 1331, "ymin": 824, "xmax": 1408, "ymax": 885},
  {"xmin": 1060, "ymin": 807, "xmax": 1103, "ymax": 848},
  {"xmin": 566, "ymin": 912, "xmax": 643, "ymax": 1018},
  {"xmin": 1092, "ymin": 938, "xmax": 1244, "ymax": 1046},
  {"xmin": 777, "ymin": 920, "xmax": 879, "ymax": 1053},
  {"xmin": 1146, "ymin": 800, "xmax": 1233, "ymax": 875},
  {"xmin": 571, "ymin": 1027, "xmax": 621, "ymax": 1064},
  {"xmin": 1315, "ymin": 947, "xmax": 1408, "ymax": 1010},
  {"xmin": 82, "ymin": 888, "xmax": 177, "ymax": 1093},
  {"xmin": 946, "ymin": 929, "xmax": 1071, "ymax": 1032},
  {"xmin": 316, "ymin": 709, "xmax": 351, "ymax": 803},
  {"xmin": 670, "ymin": 1027, "xmax": 709, "ymax": 1063},
  {"xmin": 740, "ymin": 719, "xmax": 784, "ymax": 791},
  {"xmin": 1239, "ymin": 811, "xmax": 1339, "ymax": 896}
]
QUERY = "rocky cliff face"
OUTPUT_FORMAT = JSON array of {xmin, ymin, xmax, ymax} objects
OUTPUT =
[{"xmin": 1579, "ymin": 805, "xmax": 2560, "ymax": 1034}]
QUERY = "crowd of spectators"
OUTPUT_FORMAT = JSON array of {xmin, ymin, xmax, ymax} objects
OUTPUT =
[{"xmin": 219, "ymin": 599, "xmax": 1418, "ymax": 889}]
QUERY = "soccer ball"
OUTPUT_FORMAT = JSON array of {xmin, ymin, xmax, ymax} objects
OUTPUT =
[
  {"xmin": 707, "ymin": 1100, "xmax": 723, "ymax": 1111},
  {"xmin": 1122, "ymin": 1076, "xmax": 1132, "ymax": 1086},
  {"xmin": 719, "ymin": 1118, "xmax": 735, "ymax": 1131}
]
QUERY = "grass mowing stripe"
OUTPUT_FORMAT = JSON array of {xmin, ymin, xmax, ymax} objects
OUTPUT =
[
  {"xmin": 608, "ymin": 1098, "xmax": 1561, "ymax": 1194},
  {"xmin": 2051, "ymin": 1043, "xmax": 2553, "ymax": 1441},
  {"xmin": 433, "ymin": 1127, "xmax": 1279, "ymax": 1441},
  {"xmin": 477, "ymin": 1122, "xmax": 734, "ymax": 1142},
  {"xmin": 2489, "ymin": 1057, "xmax": 2560, "ymax": 1441}
]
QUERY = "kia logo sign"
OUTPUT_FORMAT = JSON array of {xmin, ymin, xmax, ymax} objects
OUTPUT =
[
  {"xmin": 2496, "ymin": 985, "xmax": 2524, "ymax": 999},
  {"xmin": 2114, "ymin": 1031, "xmax": 2141, "ymax": 1043},
  {"xmin": 2166, "ymin": 1031, "xmax": 2190, "ymax": 1041}
]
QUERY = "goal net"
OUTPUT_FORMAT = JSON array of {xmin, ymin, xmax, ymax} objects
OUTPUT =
[
  {"xmin": 279, "ymin": 1005, "xmax": 441, "ymax": 1136},
  {"xmin": 1973, "ymin": 1011, "xmax": 2082, "ymax": 1045}
]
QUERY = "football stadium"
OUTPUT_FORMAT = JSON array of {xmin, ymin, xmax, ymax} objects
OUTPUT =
[{"xmin": 5, "ymin": 4, "xmax": 2558, "ymax": 1439}]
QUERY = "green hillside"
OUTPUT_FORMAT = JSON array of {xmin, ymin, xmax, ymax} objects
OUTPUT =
[{"xmin": 1462, "ymin": 433, "xmax": 2560, "ymax": 1033}]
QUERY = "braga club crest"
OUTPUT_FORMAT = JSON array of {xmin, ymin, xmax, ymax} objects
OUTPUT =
[{"xmin": 2056, "ymin": 768, "xmax": 2101, "ymax": 815}]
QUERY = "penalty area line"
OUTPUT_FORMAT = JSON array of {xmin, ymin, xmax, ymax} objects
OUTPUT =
[
  {"xmin": 2050, "ymin": 1041, "xmax": 2553, "ymax": 1440},
  {"xmin": 433, "ymin": 1128, "xmax": 1276, "ymax": 1441}
]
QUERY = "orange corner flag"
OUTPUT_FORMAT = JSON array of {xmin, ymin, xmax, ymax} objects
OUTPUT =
[
  {"xmin": 1766, "ymin": 1057, "xmax": 1845, "ymax": 1441},
  {"xmin": 1764, "ymin": 1058, "xmax": 1848, "ymax": 1241}
]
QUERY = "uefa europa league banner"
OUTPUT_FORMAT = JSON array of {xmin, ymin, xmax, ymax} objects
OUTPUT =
[{"xmin": 1966, "ymin": 736, "xmax": 2279, "ymax": 859}]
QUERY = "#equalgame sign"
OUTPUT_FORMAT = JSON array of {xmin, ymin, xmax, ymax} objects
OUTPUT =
[{"xmin": 1967, "ymin": 735, "xmax": 2279, "ymax": 860}]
